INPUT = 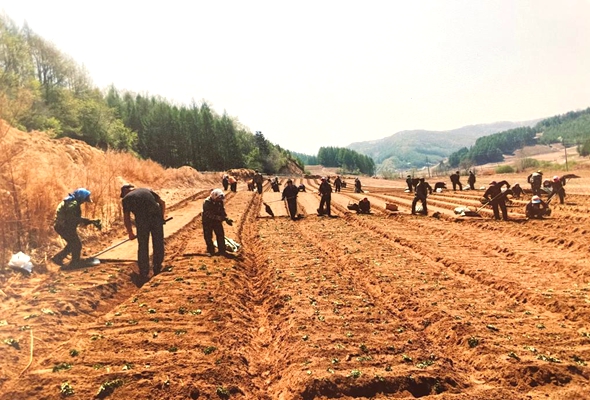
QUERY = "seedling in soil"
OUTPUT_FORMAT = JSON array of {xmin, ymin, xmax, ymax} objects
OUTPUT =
[
  {"xmin": 302, "ymin": 335, "xmax": 309, "ymax": 341},
  {"xmin": 90, "ymin": 334, "xmax": 103, "ymax": 341},
  {"xmin": 331, "ymin": 358, "xmax": 340, "ymax": 364},
  {"xmin": 152, "ymin": 332, "xmax": 158, "ymax": 338},
  {"xmin": 60, "ymin": 381, "xmax": 74, "ymax": 397},
  {"xmin": 3, "ymin": 338, "xmax": 19, "ymax": 349},
  {"xmin": 178, "ymin": 307, "xmax": 188, "ymax": 315},
  {"xmin": 105, "ymin": 321, "xmax": 113, "ymax": 327},
  {"xmin": 359, "ymin": 344, "xmax": 369, "ymax": 353},
  {"xmin": 175, "ymin": 330, "xmax": 187, "ymax": 336},
  {"xmin": 23, "ymin": 313, "xmax": 38, "ymax": 320},
  {"xmin": 122, "ymin": 362, "xmax": 134, "ymax": 370},
  {"xmin": 203, "ymin": 346, "xmax": 217, "ymax": 355},
  {"xmin": 148, "ymin": 309, "xmax": 157, "ymax": 314},
  {"xmin": 486, "ymin": 324, "xmax": 499, "ymax": 332},
  {"xmin": 572, "ymin": 355, "xmax": 587, "ymax": 366},
  {"xmin": 348, "ymin": 369, "xmax": 362, "ymax": 378},
  {"xmin": 96, "ymin": 379, "xmax": 123, "ymax": 398},
  {"xmin": 168, "ymin": 346, "xmax": 178, "ymax": 353},
  {"xmin": 524, "ymin": 346, "xmax": 537, "ymax": 353},
  {"xmin": 69, "ymin": 349, "xmax": 79, "ymax": 357},
  {"xmin": 507, "ymin": 352, "xmax": 520, "ymax": 361},
  {"xmin": 93, "ymin": 364, "xmax": 104, "ymax": 370},
  {"xmin": 191, "ymin": 309, "xmax": 202, "ymax": 315},
  {"xmin": 19, "ymin": 325, "xmax": 31, "ymax": 331},
  {"xmin": 216, "ymin": 386, "xmax": 230, "ymax": 398},
  {"xmin": 468, "ymin": 336, "xmax": 479, "ymax": 348},
  {"xmin": 537, "ymin": 354, "xmax": 561, "ymax": 363},
  {"xmin": 128, "ymin": 320, "xmax": 138, "ymax": 325},
  {"xmin": 536, "ymin": 323, "xmax": 546, "ymax": 329},
  {"xmin": 402, "ymin": 354, "xmax": 413, "ymax": 363},
  {"xmin": 52, "ymin": 362, "xmax": 72, "ymax": 372},
  {"xmin": 0, "ymin": 320, "xmax": 7, "ymax": 326}
]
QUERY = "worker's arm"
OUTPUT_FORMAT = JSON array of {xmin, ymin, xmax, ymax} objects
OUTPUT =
[
  {"xmin": 123, "ymin": 211, "xmax": 136, "ymax": 240},
  {"xmin": 158, "ymin": 198, "xmax": 166, "ymax": 221}
]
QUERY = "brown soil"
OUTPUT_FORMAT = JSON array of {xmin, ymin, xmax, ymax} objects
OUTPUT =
[{"xmin": 1, "ymin": 172, "xmax": 590, "ymax": 399}]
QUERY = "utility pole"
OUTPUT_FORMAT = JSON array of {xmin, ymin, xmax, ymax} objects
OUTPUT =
[
  {"xmin": 426, "ymin": 156, "xmax": 431, "ymax": 178},
  {"xmin": 559, "ymin": 137, "xmax": 568, "ymax": 171}
]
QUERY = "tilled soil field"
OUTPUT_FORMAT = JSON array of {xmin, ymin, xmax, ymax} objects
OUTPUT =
[{"xmin": 1, "ymin": 175, "xmax": 589, "ymax": 399}]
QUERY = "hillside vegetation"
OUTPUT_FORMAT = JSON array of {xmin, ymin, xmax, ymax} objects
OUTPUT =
[
  {"xmin": 448, "ymin": 108, "xmax": 590, "ymax": 168},
  {"xmin": 0, "ymin": 14, "xmax": 302, "ymax": 175},
  {"xmin": 347, "ymin": 121, "xmax": 538, "ymax": 173}
]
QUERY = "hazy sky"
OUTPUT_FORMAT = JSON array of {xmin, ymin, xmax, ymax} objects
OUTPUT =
[{"xmin": 2, "ymin": 1, "xmax": 589, "ymax": 154}]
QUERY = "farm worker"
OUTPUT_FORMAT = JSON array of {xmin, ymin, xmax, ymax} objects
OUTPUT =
[
  {"xmin": 450, "ymin": 171, "xmax": 463, "ymax": 191},
  {"xmin": 354, "ymin": 177, "xmax": 363, "ymax": 193},
  {"xmin": 334, "ymin": 176, "xmax": 342, "ymax": 192},
  {"xmin": 318, "ymin": 177, "xmax": 333, "ymax": 216},
  {"xmin": 405, "ymin": 175, "xmax": 414, "ymax": 192},
  {"xmin": 253, "ymin": 170, "xmax": 264, "ymax": 194},
  {"xmin": 411, "ymin": 178, "xmax": 433, "ymax": 215},
  {"xmin": 202, "ymin": 188, "xmax": 233, "ymax": 256},
  {"xmin": 483, "ymin": 180, "xmax": 511, "ymax": 221},
  {"xmin": 358, "ymin": 197, "xmax": 371, "ymax": 214},
  {"xmin": 511, "ymin": 183, "xmax": 524, "ymax": 199},
  {"xmin": 281, "ymin": 179, "xmax": 299, "ymax": 220},
  {"xmin": 221, "ymin": 174, "xmax": 229, "ymax": 191},
  {"xmin": 549, "ymin": 176, "xmax": 566, "ymax": 204},
  {"xmin": 525, "ymin": 195, "xmax": 549, "ymax": 219},
  {"xmin": 298, "ymin": 183, "xmax": 306, "ymax": 192},
  {"xmin": 228, "ymin": 175, "xmax": 237, "ymax": 192},
  {"xmin": 527, "ymin": 170, "xmax": 543, "ymax": 196},
  {"xmin": 467, "ymin": 171, "xmax": 476, "ymax": 190},
  {"xmin": 271, "ymin": 177, "xmax": 280, "ymax": 192},
  {"xmin": 51, "ymin": 188, "xmax": 100, "ymax": 268},
  {"xmin": 121, "ymin": 184, "xmax": 166, "ymax": 278}
]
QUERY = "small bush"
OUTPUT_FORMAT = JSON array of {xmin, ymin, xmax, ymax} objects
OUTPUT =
[{"xmin": 495, "ymin": 165, "xmax": 515, "ymax": 174}]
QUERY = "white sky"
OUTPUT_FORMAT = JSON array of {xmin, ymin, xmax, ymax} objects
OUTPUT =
[{"xmin": 2, "ymin": 0, "xmax": 590, "ymax": 155}]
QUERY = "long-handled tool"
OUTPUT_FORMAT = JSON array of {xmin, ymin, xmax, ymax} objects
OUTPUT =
[
  {"xmin": 91, "ymin": 217, "xmax": 173, "ymax": 258},
  {"xmin": 92, "ymin": 238, "xmax": 132, "ymax": 258},
  {"xmin": 457, "ymin": 191, "xmax": 505, "ymax": 217},
  {"xmin": 263, "ymin": 197, "xmax": 296, "ymax": 217}
]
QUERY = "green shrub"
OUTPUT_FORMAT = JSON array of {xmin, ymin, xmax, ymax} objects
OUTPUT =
[{"xmin": 495, "ymin": 165, "xmax": 515, "ymax": 174}]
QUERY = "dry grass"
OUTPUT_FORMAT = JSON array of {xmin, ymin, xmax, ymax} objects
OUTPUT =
[{"xmin": 0, "ymin": 120, "xmax": 208, "ymax": 265}]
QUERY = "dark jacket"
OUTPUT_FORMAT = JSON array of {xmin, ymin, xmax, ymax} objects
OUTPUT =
[
  {"xmin": 483, "ymin": 180, "xmax": 510, "ymax": 201},
  {"xmin": 202, "ymin": 197, "xmax": 227, "ymax": 225},
  {"xmin": 282, "ymin": 184, "xmax": 299, "ymax": 201},
  {"xmin": 415, "ymin": 181, "xmax": 433, "ymax": 197},
  {"xmin": 319, "ymin": 181, "xmax": 332, "ymax": 196}
]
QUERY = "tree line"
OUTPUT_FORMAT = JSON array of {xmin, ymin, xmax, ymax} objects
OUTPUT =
[
  {"xmin": 447, "ymin": 108, "xmax": 590, "ymax": 167},
  {"xmin": 317, "ymin": 146, "xmax": 376, "ymax": 175},
  {"xmin": 0, "ymin": 14, "xmax": 302, "ymax": 174}
]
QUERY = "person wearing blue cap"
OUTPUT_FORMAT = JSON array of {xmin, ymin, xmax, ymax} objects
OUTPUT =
[{"xmin": 51, "ymin": 188, "xmax": 101, "ymax": 268}]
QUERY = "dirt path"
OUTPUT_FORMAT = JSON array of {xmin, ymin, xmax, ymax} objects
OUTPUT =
[{"xmin": 1, "ymin": 180, "xmax": 589, "ymax": 399}]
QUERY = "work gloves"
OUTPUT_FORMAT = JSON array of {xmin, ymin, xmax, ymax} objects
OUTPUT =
[{"xmin": 225, "ymin": 218, "xmax": 234, "ymax": 226}]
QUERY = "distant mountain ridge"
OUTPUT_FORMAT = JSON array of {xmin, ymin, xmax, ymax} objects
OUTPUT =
[{"xmin": 347, "ymin": 120, "xmax": 540, "ymax": 172}]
